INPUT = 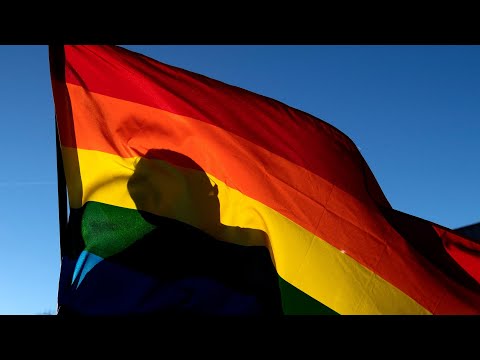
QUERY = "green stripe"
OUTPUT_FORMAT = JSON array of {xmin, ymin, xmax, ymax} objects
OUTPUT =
[
  {"xmin": 79, "ymin": 201, "xmax": 156, "ymax": 259},
  {"xmin": 279, "ymin": 276, "xmax": 339, "ymax": 315}
]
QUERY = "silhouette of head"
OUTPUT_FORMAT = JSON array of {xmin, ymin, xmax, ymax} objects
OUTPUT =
[{"xmin": 127, "ymin": 149, "xmax": 220, "ymax": 232}]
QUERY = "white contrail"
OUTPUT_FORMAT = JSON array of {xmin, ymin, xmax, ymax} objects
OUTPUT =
[{"xmin": 0, "ymin": 181, "xmax": 56, "ymax": 187}]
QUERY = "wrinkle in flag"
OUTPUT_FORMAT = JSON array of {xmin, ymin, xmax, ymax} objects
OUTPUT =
[{"xmin": 49, "ymin": 45, "xmax": 480, "ymax": 315}]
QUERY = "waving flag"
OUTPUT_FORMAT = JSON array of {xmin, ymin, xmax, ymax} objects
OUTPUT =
[{"xmin": 49, "ymin": 45, "xmax": 480, "ymax": 315}]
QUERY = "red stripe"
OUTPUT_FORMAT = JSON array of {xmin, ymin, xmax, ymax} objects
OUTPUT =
[{"xmin": 62, "ymin": 45, "xmax": 391, "ymax": 210}]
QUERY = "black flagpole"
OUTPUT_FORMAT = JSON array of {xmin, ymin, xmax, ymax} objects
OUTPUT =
[
  {"xmin": 50, "ymin": 44, "xmax": 68, "ymax": 261},
  {"xmin": 55, "ymin": 114, "xmax": 68, "ymax": 259},
  {"xmin": 50, "ymin": 44, "xmax": 69, "ymax": 315}
]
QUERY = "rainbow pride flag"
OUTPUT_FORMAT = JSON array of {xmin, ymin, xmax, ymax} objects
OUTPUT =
[{"xmin": 49, "ymin": 45, "xmax": 480, "ymax": 315}]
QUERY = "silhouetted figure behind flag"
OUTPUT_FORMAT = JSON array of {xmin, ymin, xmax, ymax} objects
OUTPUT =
[{"xmin": 57, "ymin": 149, "xmax": 283, "ymax": 316}]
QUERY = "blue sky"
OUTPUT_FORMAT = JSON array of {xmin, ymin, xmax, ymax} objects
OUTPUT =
[{"xmin": 0, "ymin": 45, "xmax": 478, "ymax": 315}]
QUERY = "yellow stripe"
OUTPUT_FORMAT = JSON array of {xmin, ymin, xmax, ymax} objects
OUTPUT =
[{"xmin": 62, "ymin": 146, "xmax": 430, "ymax": 315}]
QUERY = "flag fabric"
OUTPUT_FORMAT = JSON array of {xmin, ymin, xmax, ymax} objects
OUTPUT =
[{"xmin": 49, "ymin": 45, "xmax": 480, "ymax": 315}]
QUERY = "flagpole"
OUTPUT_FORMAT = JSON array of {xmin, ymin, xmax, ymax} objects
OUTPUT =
[
  {"xmin": 50, "ymin": 44, "xmax": 68, "ymax": 260},
  {"xmin": 55, "ymin": 113, "xmax": 68, "ymax": 258}
]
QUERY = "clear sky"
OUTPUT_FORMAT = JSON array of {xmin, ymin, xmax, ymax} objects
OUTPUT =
[{"xmin": 0, "ymin": 44, "xmax": 478, "ymax": 315}]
